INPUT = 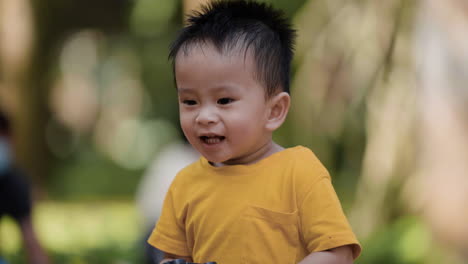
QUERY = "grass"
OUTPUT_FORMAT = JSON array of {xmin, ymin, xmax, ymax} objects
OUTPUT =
[{"xmin": 0, "ymin": 200, "xmax": 147, "ymax": 264}]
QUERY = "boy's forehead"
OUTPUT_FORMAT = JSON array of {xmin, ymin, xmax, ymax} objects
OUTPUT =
[
  {"xmin": 174, "ymin": 41, "xmax": 271, "ymax": 97},
  {"xmin": 175, "ymin": 41, "xmax": 254, "ymax": 63}
]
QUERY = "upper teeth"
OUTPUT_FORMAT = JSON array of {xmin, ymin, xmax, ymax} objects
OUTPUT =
[
  {"xmin": 202, "ymin": 136, "xmax": 223, "ymax": 144},
  {"xmin": 206, "ymin": 137, "xmax": 220, "ymax": 144}
]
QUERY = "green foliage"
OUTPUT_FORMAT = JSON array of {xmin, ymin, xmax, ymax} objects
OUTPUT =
[
  {"xmin": 359, "ymin": 216, "xmax": 432, "ymax": 264},
  {"xmin": 48, "ymin": 148, "xmax": 142, "ymax": 200}
]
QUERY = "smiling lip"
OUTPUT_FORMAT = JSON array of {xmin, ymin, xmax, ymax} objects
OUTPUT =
[{"xmin": 200, "ymin": 135, "xmax": 225, "ymax": 145}]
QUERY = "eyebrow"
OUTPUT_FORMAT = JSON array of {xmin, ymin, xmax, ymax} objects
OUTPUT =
[
  {"xmin": 177, "ymin": 87, "xmax": 193, "ymax": 93},
  {"xmin": 177, "ymin": 85, "xmax": 239, "ymax": 93}
]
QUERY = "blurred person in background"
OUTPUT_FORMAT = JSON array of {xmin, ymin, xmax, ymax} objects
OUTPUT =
[{"xmin": 0, "ymin": 110, "xmax": 50, "ymax": 264}]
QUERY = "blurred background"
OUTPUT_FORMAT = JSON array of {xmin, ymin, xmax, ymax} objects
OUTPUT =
[{"xmin": 1, "ymin": 0, "xmax": 468, "ymax": 263}]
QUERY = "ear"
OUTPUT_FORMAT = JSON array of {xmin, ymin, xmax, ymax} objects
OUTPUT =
[{"xmin": 265, "ymin": 92, "xmax": 290, "ymax": 132}]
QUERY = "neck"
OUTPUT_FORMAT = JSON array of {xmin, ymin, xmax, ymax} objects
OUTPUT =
[{"xmin": 213, "ymin": 140, "xmax": 283, "ymax": 167}]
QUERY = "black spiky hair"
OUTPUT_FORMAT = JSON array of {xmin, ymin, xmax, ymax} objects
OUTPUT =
[{"xmin": 169, "ymin": 0, "xmax": 296, "ymax": 96}]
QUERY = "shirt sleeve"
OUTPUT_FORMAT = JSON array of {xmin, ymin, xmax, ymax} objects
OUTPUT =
[
  {"xmin": 147, "ymin": 186, "xmax": 190, "ymax": 257},
  {"xmin": 299, "ymin": 176, "xmax": 362, "ymax": 259}
]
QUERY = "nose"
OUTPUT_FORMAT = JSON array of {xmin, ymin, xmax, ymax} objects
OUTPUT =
[{"xmin": 195, "ymin": 106, "xmax": 219, "ymax": 125}]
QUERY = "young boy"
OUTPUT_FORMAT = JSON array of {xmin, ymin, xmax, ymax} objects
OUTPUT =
[{"xmin": 148, "ymin": 1, "xmax": 361, "ymax": 263}]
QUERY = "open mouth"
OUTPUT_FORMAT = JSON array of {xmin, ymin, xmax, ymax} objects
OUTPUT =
[{"xmin": 200, "ymin": 135, "xmax": 225, "ymax": 144}]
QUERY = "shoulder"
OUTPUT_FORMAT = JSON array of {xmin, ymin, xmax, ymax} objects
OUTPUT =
[
  {"xmin": 284, "ymin": 146, "xmax": 331, "ymax": 203},
  {"xmin": 169, "ymin": 157, "xmax": 206, "ymax": 190},
  {"xmin": 287, "ymin": 146, "xmax": 330, "ymax": 180}
]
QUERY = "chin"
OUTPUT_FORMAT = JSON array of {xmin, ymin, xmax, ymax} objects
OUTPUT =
[
  {"xmin": 206, "ymin": 156, "xmax": 228, "ymax": 164},
  {"xmin": 203, "ymin": 153, "xmax": 233, "ymax": 165}
]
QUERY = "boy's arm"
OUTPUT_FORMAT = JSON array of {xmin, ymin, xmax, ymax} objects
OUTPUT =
[
  {"xmin": 160, "ymin": 252, "xmax": 192, "ymax": 264},
  {"xmin": 298, "ymin": 245, "xmax": 353, "ymax": 264}
]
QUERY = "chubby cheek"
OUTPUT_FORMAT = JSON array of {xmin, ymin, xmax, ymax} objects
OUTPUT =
[
  {"xmin": 179, "ymin": 113, "xmax": 195, "ymax": 140},
  {"xmin": 228, "ymin": 116, "xmax": 259, "ymax": 140},
  {"xmin": 234, "ymin": 106, "xmax": 264, "ymax": 126}
]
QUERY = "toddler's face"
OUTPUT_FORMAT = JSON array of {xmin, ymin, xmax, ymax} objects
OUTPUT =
[{"xmin": 175, "ymin": 44, "xmax": 272, "ymax": 165}]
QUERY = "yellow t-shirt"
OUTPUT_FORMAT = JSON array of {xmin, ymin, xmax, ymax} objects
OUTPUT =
[{"xmin": 148, "ymin": 146, "xmax": 361, "ymax": 263}]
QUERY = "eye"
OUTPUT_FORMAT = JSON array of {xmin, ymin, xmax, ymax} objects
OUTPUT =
[
  {"xmin": 217, "ymin": 98, "xmax": 234, "ymax": 105},
  {"xmin": 182, "ymin": 100, "xmax": 197, "ymax": 106}
]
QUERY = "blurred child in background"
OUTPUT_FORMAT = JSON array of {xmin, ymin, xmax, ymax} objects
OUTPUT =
[{"xmin": 0, "ymin": 110, "xmax": 50, "ymax": 264}]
